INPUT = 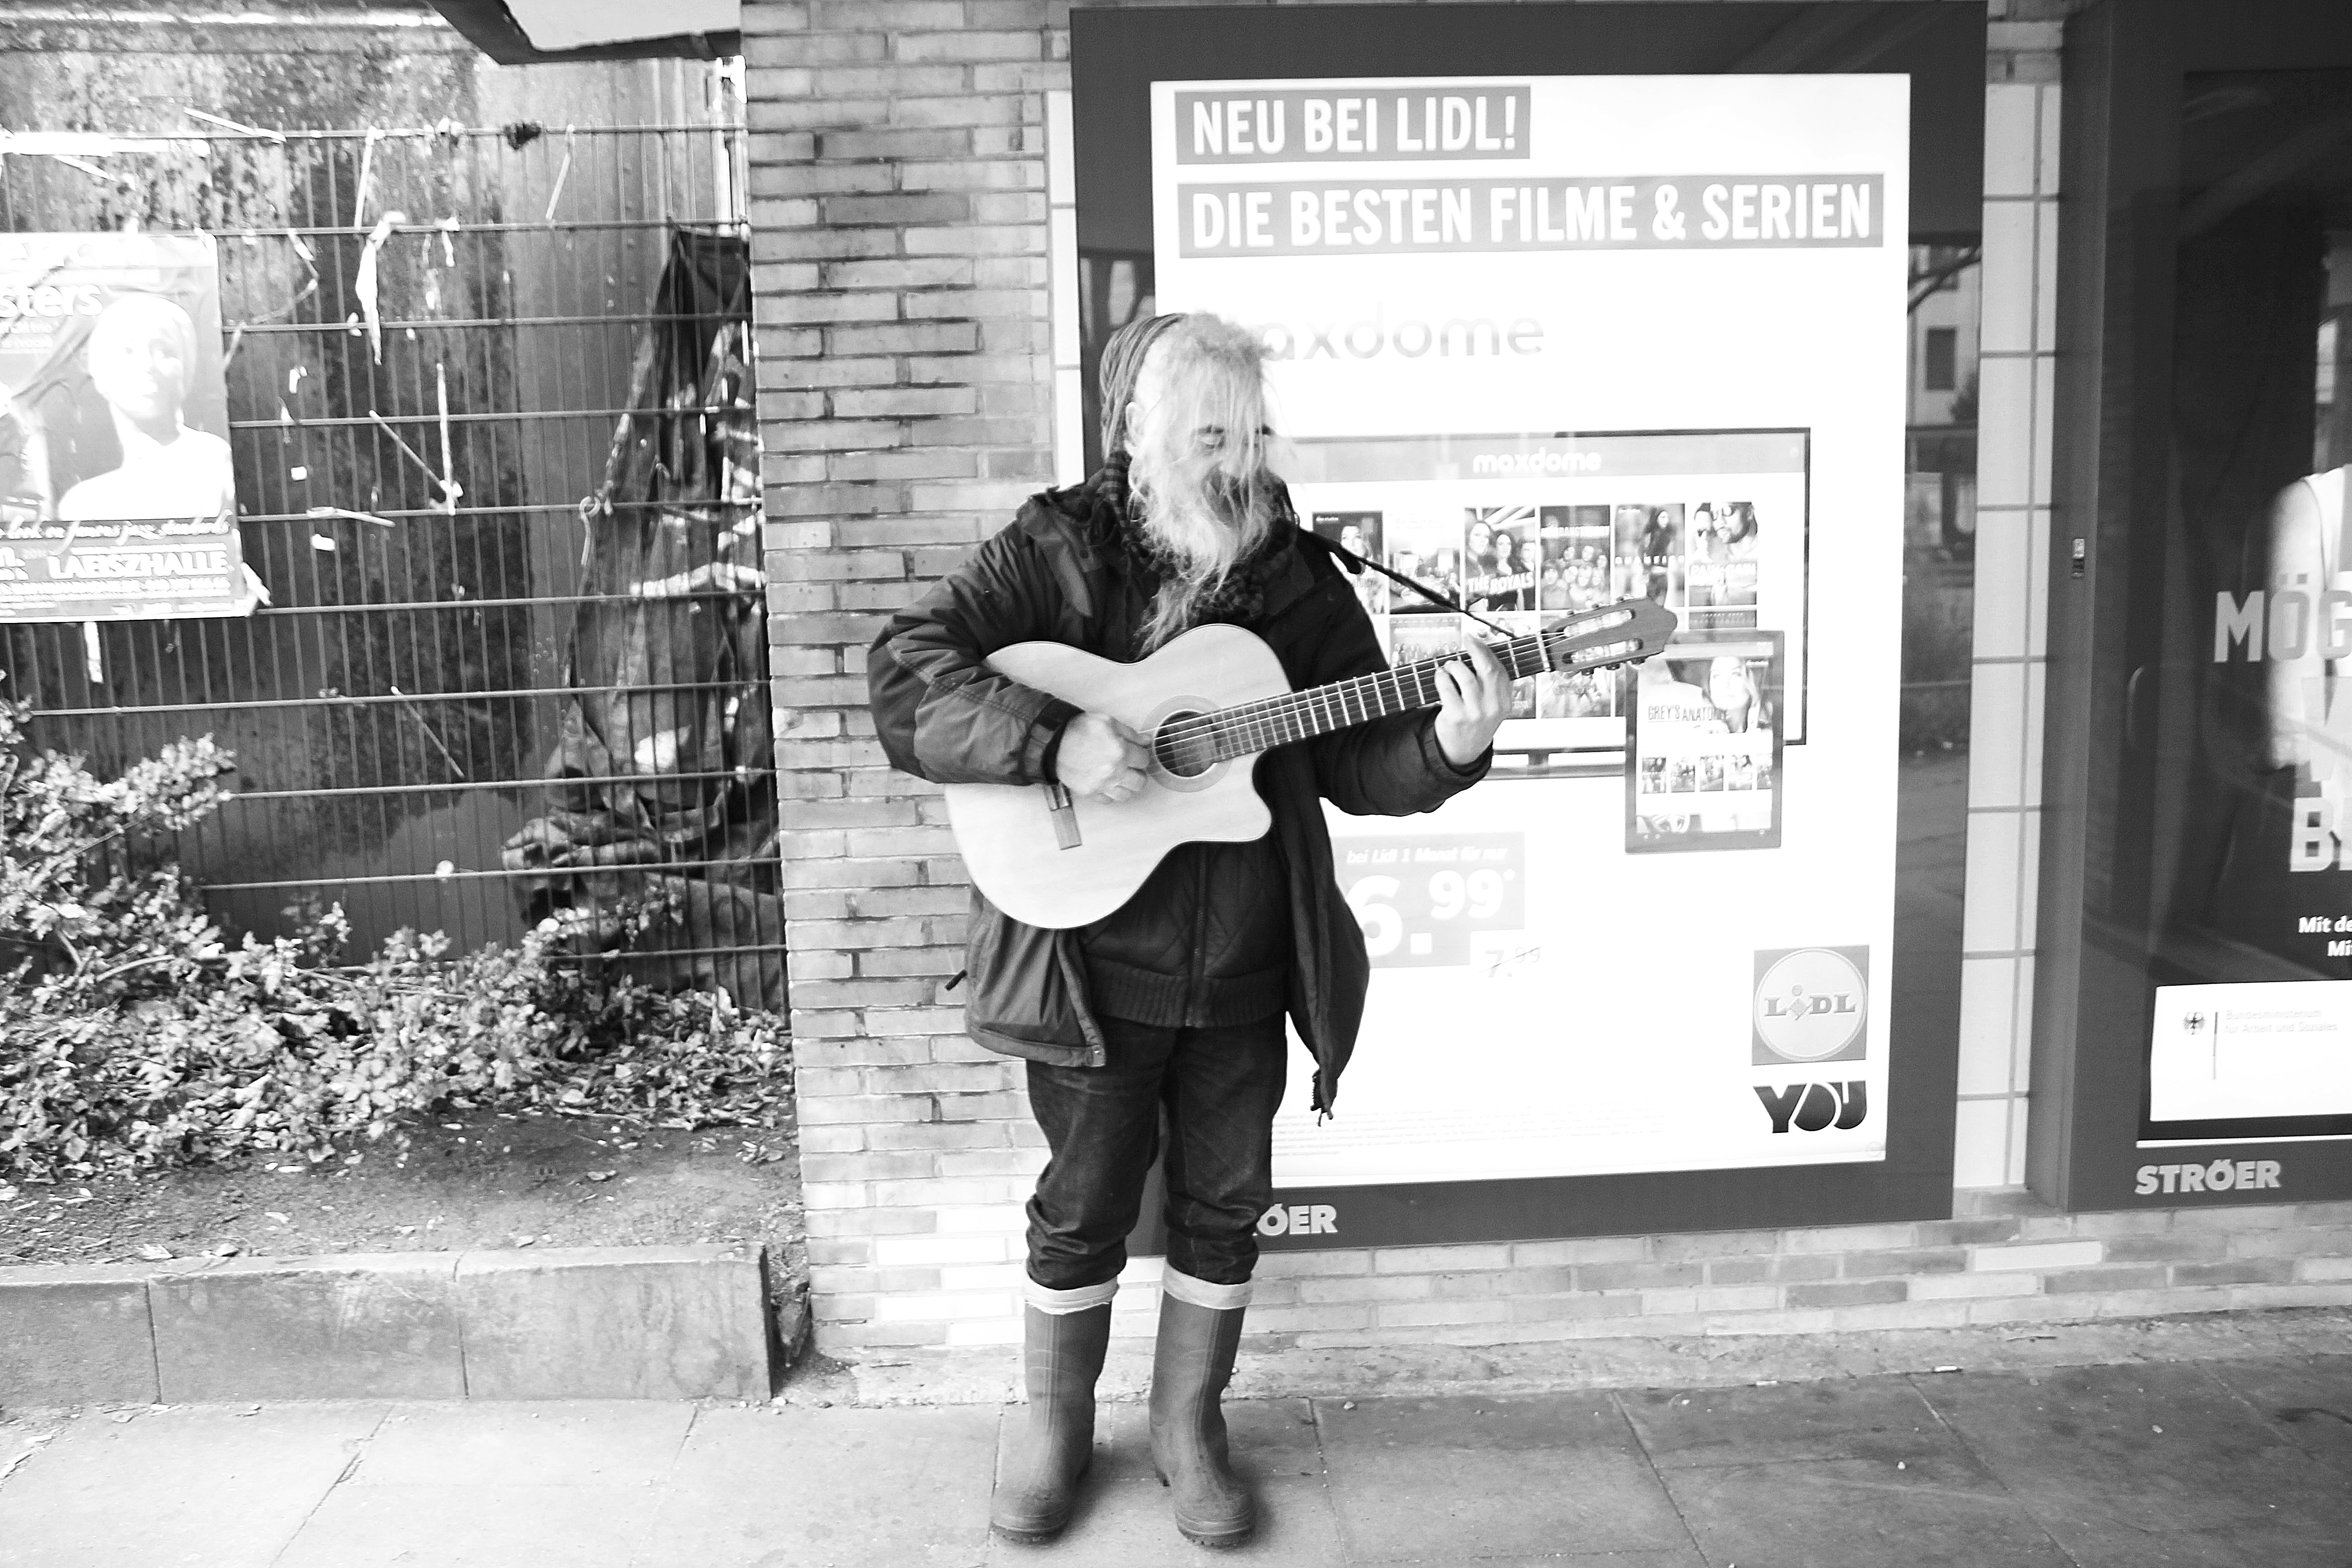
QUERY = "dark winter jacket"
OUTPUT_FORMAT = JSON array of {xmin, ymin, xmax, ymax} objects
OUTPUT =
[{"xmin": 867, "ymin": 469, "xmax": 1487, "ymax": 1112}]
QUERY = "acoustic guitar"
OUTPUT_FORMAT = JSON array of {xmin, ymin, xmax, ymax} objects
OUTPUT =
[{"xmin": 945, "ymin": 598, "xmax": 1678, "ymax": 928}]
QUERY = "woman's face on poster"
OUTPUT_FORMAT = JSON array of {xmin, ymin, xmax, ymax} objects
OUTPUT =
[
  {"xmin": 88, "ymin": 300, "xmax": 193, "ymax": 424},
  {"xmin": 1707, "ymin": 657, "xmax": 1752, "ymax": 714}
]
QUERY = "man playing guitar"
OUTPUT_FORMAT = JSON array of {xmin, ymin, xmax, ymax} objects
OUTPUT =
[{"xmin": 869, "ymin": 312, "xmax": 1511, "ymax": 1548}]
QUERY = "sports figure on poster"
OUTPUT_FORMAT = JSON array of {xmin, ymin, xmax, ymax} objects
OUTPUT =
[{"xmin": 870, "ymin": 313, "xmax": 1512, "ymax": 1549}]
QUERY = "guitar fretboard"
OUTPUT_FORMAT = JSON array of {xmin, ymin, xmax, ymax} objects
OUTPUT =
[{"xmin": 1158, "ymin": 610, "xmax": 1642, "ymax": 771}]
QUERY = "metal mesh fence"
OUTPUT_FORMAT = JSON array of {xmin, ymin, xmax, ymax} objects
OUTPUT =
[{"xmin": 0, "ymin": 99, "xmax": 781, "ymax": 1006}]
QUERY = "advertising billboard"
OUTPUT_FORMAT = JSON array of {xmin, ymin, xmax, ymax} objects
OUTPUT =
[
  {"xmin": 1149, "ymin": 73, "xmax": 1912, "ymax": 1217},
  {"xmin": 0, "ymin": 231, "xmax": 257, "ymax": 623}
]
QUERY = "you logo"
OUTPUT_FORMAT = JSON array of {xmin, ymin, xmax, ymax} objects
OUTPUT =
[{"xmin": 1755, "ymin": 1080, "xmax": 1869, "ymax": 1133}]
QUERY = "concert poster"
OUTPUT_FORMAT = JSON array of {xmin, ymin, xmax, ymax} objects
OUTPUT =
[{"xmin": 0, "ymin": 232, "xmax": 256, "ymax": 623}]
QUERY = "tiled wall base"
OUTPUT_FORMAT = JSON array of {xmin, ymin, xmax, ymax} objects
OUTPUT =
[{"xmin": 812, "ymin": 1191, "xmax": 2352, "ymax": 1357}]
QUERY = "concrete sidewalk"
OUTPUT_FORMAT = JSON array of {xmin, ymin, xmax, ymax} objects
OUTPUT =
[{"xmin": 4, "ymin": 1352, "xmax": 2349, "ymax": 1568}]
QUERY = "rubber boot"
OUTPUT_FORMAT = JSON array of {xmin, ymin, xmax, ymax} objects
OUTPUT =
[
  {"xmin": 1148, "ymin": 1289, "xmax": 1254, "ymax": 1548},
  {"xmin": 990, "ymin": 1301, "xmax": 1113, "ymax": 1544}
]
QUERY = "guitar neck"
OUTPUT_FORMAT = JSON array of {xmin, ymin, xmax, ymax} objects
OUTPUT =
[{"xmin": 1199, "ymin": 629, "xmax": 1557, "ymax": 763}]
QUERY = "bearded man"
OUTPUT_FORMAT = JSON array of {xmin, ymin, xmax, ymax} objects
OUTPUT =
[{"xmin": 869, "ymin": 312, "xmax": 1509, "ymax": 1547}]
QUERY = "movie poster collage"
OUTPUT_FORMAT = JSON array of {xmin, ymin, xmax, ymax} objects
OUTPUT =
[{"xmin": 1309, "ymin": 498, "xmax": 1764, "ymax": 767}]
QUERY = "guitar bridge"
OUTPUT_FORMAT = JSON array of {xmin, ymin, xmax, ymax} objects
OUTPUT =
[{"xmin": 1043, "ymin": 782, "xmax": 1083, "ymax": 850}]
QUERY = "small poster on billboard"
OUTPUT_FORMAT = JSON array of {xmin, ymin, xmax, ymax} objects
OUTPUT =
[
  {"xmin": 1624, "ymin": 630, "xmax": 1785, "ymax": 853},
  {"xmin": 0, "ymin": 231, "xmax": 257, "ymax": 623}
]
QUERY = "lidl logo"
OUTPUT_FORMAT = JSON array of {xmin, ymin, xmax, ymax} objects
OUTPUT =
[{"xmin": 1753, "ymin": 946, "xmax": 1869, "ymax": 1065}]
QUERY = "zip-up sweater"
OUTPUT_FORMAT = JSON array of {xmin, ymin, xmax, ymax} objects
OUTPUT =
[{"xmin": 867, "ymin": 466, "xmax": 1487, "ymax": 1111}]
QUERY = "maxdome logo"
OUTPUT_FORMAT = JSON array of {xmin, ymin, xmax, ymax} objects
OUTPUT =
[
  {"xmin": 1752, "ymin": 946, "xmax": 1869, "ymax": 1065},
  {"xmin": 1249, "ymin": 304, "xmax": 1544, "ymax": 363}
]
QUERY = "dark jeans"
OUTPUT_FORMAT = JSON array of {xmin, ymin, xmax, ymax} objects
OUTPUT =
[{"xmin": 1023, "ymin": 1012, "xmax": 1287, "ymax": 1290}]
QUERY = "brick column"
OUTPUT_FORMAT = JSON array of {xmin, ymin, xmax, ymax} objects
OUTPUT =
[{"xmin": 745, "ymin": 0, "xmax": 1073, "ymax": 1352}]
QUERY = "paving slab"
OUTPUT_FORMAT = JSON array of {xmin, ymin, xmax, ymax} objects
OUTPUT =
[
  {"xmin": 1915, "ymin": 1362, "xmax": 2352, "ymax": 1568},
  {"xmin": 1311, "ymin": 1394, "xmax": 1697, "ymax": 1563},
  {"xmin": 642, "ymin": 1404, "xmax": 999, "ymax": 1568},
  {"xmin": 274, "ymin": 1481, "xmax": 662, "ymax": 1568},
  {"xmin": 7, "ymin": 1351, "xmax": 2352, "ymax": 1567},
  {"xmin": 1653, "ymin": 1447, "xmax": 2072, "ymax": 1568},
  {"xmin": 1619, "ymin": 1373, "xmax": 1957, "ymax": 1469},
  {"xmin": 0, "ymin": 1402, "xmax": 386, "ymax": 1568},
  {"xmin": 2204, "ymin": 1354, "xmax": 2352, "ymax": 1473},
  {"xmin": 348, "ymin": 1400, "xmax": 698, "ymax": 1487},
  {"xmin": 984, "ymin": 1400, "xmax": 1346, "ymax": 1566}
]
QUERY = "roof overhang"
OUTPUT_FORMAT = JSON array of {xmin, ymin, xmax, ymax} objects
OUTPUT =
[{"xmin": 426, "ymin": 0, "xmax": 740, "ymax": 62}]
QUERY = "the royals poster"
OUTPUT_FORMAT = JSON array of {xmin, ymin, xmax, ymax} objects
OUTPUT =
[{"xmin": 1151, "ymin": 75, "xmax": 1908, "ymax": 1183}]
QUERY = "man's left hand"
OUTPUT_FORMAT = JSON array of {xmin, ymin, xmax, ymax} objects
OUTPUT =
[{"xmin": 1432, "ymin": 637, "xmax": 1512, "ymax": 767}]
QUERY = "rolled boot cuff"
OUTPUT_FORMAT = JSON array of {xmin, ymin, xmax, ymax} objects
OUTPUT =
[
  {"xmin": 1025, "ymin": 1277, "xmax": 1119, "ymax": 1314},
  {"xmin": 1161, "ymin": 1264, "xmax": 1252, "ymax": 1310}
]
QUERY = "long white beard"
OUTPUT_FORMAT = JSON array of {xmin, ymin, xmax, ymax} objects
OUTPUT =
[{"xmin": 1132, "ymin": 465, "xmax": 1272, "ymax": 648}]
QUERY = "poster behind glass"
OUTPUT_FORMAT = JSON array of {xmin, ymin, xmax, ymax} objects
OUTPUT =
[
  {"xmin": 2158, "ymin": 69, "xmax": 2352, "ymax": 1143},
  {"xmin": 1152, "ymin": 74, "xmax": 1909, "ymax": 1185}
]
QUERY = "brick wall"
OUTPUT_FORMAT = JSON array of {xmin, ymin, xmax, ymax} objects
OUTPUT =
[
  {"xmin": 746, "ymin": 0, "xmax": 1070, "ymax": 1351},
  {"xmin": 746, "ymin": 0, "xmax": 2352, "ymax": 1359},
  {"xmin": 1244, "ymin": 1196, "xmax": 2352, "ymax": 1348}
]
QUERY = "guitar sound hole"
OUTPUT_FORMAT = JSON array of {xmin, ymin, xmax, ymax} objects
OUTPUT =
[{"xmin": 1153, "ymin": 710, "xmax": 1218, "ymax": 779}]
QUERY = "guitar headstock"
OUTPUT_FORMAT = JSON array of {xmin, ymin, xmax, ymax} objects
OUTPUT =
[{"xmin": 1536, "ymin": 598, "xmax": 1680, "ymax": 674}]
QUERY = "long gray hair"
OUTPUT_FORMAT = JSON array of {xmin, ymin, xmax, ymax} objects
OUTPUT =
[{"xmin": 1119, "ymin": 313, "xmax": 1279, "ymax": 649}]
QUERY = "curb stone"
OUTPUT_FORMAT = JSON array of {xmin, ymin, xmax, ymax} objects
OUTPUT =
[{"xmin": 0, "ymin": 1245, "xmax": 774, "ymax": 1405}]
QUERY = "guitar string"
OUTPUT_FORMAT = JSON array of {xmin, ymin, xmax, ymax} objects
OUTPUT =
[
  {"xmin": 1148, "ymin": 619, "xmax": 1634, "ymax": 744},
  {"xmin": 1150, "ymin": 625, "xmax": 1564, "ymax": 746},
  {"xmin": 1150, "ymin": 643, "xmax": 1523, "ymax": 755},
  {"xmin": 1151, "ymin": 632, "xmax": 1631, "ymax": 760},
  {"xmin": 1147, "ymin": 606, "xmax": 1638, "ymax": 747},
  {"xmin": 1173, "ymin": 642, "xmax": 1640, "ymax": 761},
  {"xmin": 1148, "ymin": 624, "xmax": 1644, "ymax": 763}
]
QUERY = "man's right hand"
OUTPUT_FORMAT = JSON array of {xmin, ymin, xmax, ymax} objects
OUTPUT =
[{"xmin": 1056, "ymin": 712, "xmax": 1152, "ymax": 802}]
